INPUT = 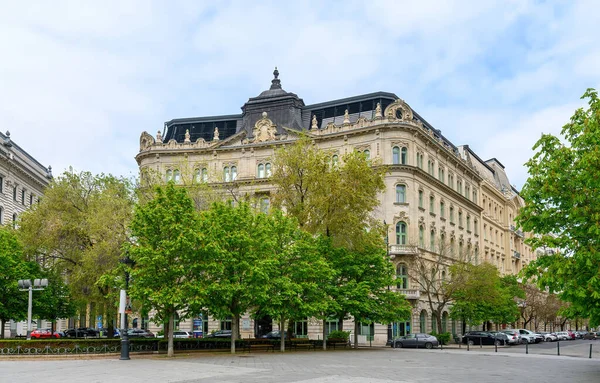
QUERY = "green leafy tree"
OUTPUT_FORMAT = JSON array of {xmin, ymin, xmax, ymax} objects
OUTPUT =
[
  {"xmin": 32, "ymin": 269, "xmax": 77, "ymax": 332},
  {"xmin": 258, "ymin": 211, "xmax": 333, "ymax": 352},
  {"xmin": 197, "ymin": 202, "xmax": 273, "ymax": 354},
  {"xmin": 17, "ymin": 170, "xmax": 134, "ymax": 326},
  {"xmin": 517, "ymin": 89, "xmax": 600, "ymax": 326},
  {"xmin": 0, "ymin": 227, "xmax": 38, "ymax": 338},
  {"xmin": 127, "ymin": 183, "xmax": 203, "ymax": 357}
]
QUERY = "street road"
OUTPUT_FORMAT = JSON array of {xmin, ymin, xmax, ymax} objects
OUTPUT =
[{"xmin": 1, "ymin": 346, "xmax": 599, "ymax": 383}]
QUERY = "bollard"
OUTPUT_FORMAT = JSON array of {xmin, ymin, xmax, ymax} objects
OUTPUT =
[
  {"xmin": 480, "ymin": 337, "xmax": 482, "ymax": 348},
  {"xmin": 467, "ymin": 341, "xmax": 470, "ymax": 351},
  {"xmin": 557, "ymin": 341, "xmax": 560, "ymax": 356},
  {"xmin": 526, "ymin": 342, "xmax": 529, "ymax": 354},
  {"xmin": 590, "ymin": 344, "xmax": 593, "ymax": 359},
  {"xmin": 495, "ymin": 341, "xmax": 497, "ymax": 353},
  {"xmin": 440, "ymin": 341, "xmax": 443, "ymax": 350}
]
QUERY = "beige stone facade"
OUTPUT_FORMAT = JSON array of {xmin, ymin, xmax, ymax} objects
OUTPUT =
[
  {"xmin": 1, "ymin": 130, "xmax": 52, "ymax": 336},
  {"xmin": 135, "ymin": 72, "xmax": 535, "ymax": 343}
]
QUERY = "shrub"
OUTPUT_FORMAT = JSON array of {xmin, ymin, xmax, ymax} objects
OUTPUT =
[
  {"xmin": 327, "ymin": 330, "xmax": 350, "ymax": 340},
  {"xmin": 431, "ymin": 331, "xmax": 451, "ymax": 345}
]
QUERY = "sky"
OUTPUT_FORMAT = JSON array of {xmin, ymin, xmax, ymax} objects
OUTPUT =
[{"xmin": 1, "ymin": 0, "xmax": 599, "ymax": 188}]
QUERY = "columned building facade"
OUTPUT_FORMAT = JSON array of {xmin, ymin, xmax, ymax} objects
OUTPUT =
[{"xmin": 135, "ymin": 70, "xmax": 536, "ymax": 343}]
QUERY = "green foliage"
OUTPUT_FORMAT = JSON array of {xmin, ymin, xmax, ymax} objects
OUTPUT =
[
  {"xmin": 197, "ymin": 201, "xmax": 274, "ymax": 353},
  {"xmin": 430, "ymin": 331, "xmax": 451, "ymax": 345},
  {"xmin": 32, "ymin": 269, "xmax": 77, "ymax": 325},
  {"xmin": 327, "ymin": 330, "xmax": 350, "ymax": 340},
  {"xmin": 17, "ymin": 170, "xmax": 134, "ymax": 306},
  {"xmin": 0, "ymin": 227, "xmax": 38, "ymax": 335},
  {"xmin": 127, "ymin": 183, "xmax": 202, "ymax": 356},
  {"xmin": 517, "ymin": 89, "xmax": 600, "ymax": 326}
]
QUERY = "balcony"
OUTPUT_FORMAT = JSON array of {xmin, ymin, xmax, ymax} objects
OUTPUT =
[
  {"xmin": 510, "ymin": 224, "xmax": 524, "ymax": 238},
  {"xmin": 389, "ymin": 245, "xmax": 419, "ymax": 256},
  {"xmin": 513, "ymin": 251, "xmax": 521, "ymax": 259},
  {"xmin": 397, "ymin": 289, "xmax": 421, "ymax": 300}
]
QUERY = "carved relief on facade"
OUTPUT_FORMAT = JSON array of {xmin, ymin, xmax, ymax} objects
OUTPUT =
[
  {"xmin": 391, "ymin": 141, "xmax": 409, "ymax": 149},
  {"xmin": 252, "ymin": 112, "xmax": 277, "ymax": 143},
  {"xmin": 356, "ymin": 116, "xmax": 368, "ymax": 128},
  {"xmin": 384, "ymin": 99, "xmax": 414, "ymax": 122},
  {"xmin": 194, "ymin": 138, "xmax": 208, "ymax": 148},
  {"xmin": 139, "ymin": 131, "xmax": 155, "ymax": 152},
  {"xmin": 167, "ymin": 139, "xmax": 177, "ymax": 148},
  {"xmin": 394, "ymin": 211, "xmax": 410, "ymax": 225}
]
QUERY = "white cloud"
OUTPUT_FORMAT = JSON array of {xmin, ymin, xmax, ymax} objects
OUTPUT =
[{"xmin": 0, "ymin": 0, "xmax": 598, "ymax": 188}]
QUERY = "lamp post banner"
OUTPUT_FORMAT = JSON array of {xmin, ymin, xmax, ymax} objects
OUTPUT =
[{"xmin": 119, "ymin": 289, "xmax": 126, "ymax": 314}]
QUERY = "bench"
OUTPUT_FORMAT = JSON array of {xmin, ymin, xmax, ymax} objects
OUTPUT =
[
  {"xmin": 291, "ymin": 338, "xmax": 314, "ymax": 351},
  {"xmin": 246, "ymin": 339, "xmax": 275, "ymax": 352},
  {"xmin": 326, "ymin": 338, "xmax": 349, "ymax": 350}
]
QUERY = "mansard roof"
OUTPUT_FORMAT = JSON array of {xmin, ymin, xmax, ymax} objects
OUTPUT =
[
  {"xmin": 160, "ymin": 69, "xmax": 457, "ymax": 152},
  {"xmin": 0, "ymin": 130, "xmax": 52, "ymax": 186}
]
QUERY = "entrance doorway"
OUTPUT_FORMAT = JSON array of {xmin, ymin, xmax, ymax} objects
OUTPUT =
[
  {"xmin": 392, "ymin": 321, "xmax": 411, "ymax": 337},
  {"xmin": 254, "ymin": 315, "xmax": 272, "ymax": 338}
]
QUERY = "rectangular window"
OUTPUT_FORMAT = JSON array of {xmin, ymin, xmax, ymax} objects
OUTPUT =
[
  {"xmin": 474, "ymin": 220, "xmax": 478, "ymax": 235},
  {"xmin": 429, "ymin": 196, "xmax": 434, "ymax": 212},
  {"xmin": 260, "ymin": 197, "xmax": 270, "ymax": 214},
  {"xmin": 467, "ymin": 216, "xmax": 471, "ymax": 231},
  {"xmin": 294, "ymin": 319, "xmax": 308, "ymax": 338},
  {"xmin": 440, "ymin": 202, "xmax": 445, "ymax": 218},
  {"xmin": 29, "ymin": 194, "xmax": 34, "ymax": 206},
  {"xmin": 396, "ymin": 185, "xmax": 406, "ymax": 203},
  {"xmin": 449, "ymin": 207, "xmax": 454, "ymax": 223},
  {"xmin": 458, "ymin": 212, "xmax": 463, "ymax": 227},
  {"xmin": 418, "ymin": 190, "xmax": 423, "ymax": 208},
  {"xmin": 220, "ymin": 318, "xmax": 232, "ymax": 331},
  {"xmin": 325, "ymin": 319, "xmax": 339, "ymax": 336},
  {"xmin": 0, "ymin": 176, "xmax": 3, "ymax": 193},
  {"xmin": 359, "ymin": 322, "xmax": 375, "ymax": 341},
  {"xmin": 473, "ymin": 190, "xmax": 477, "ymax": 203},
  {"xmin": 484, "ymin": 224, "xmax": 487, "ymax": 239},
  {"xmin": 22, "ymin": 190, "xmax": 26, "ymax": 205}
]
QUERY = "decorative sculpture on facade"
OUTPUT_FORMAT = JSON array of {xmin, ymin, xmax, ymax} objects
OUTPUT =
[
  {"xmin": 375, "ymin": 103, "xmax": 382, "ymax": 118},
  {"xmin": 156, "ymin": 130, "xmax": 163, "ymax": 143},
  {"xmin": 252, "ymin": 111, "xmax": 277, "ymax": 143},
  {"xmin": 213, "ymin": 127, "xmax": 220, "ymax": 141},
  {"xmin": 311, "ymin": 114, "xmax": 318, "ymax": 130},
  {"xmin": 343, "ymin": 109, "xmax": 350, "ymax": 124},
  {"xmin": 184, "ymin": 129, "xmax": 191, "ymax": 143},
  {"xmin": 384, "ymin": 99, "xmax": 414, "ymax": 122}
]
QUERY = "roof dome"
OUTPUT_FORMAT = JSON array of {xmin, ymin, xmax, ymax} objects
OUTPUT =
[{"xmin": 257, "ymin": 67, "xmax": 290, "ymax": 98}]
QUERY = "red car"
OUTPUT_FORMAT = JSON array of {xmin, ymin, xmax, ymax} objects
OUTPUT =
[
  {"xmin": 30, "ymin": 329, "xmax": 60, "ymax": 339},
  {"xmin": 566, "ymin": 330, "xmax": 577, "ymax": 340}
]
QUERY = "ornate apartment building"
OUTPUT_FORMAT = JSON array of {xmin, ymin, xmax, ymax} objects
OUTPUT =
[
  {"xmin": 1, "ymin": 130, "xmax": 52, "ymax": 337},
  {"xmin": 135, "ymin": 69, "xmax": 536, "ymax": 343}
]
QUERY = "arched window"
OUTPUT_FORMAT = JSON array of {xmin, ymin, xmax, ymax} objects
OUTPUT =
[
  {"xmin": 401, "ymin": 147, "xmax": 407, "ymax": 164},
  {"xmin": 441, "ymin": 270, "xmax": 446, "ymax": 283},
  {"xmin": 230, "ymin": 166, "xmax": 237, "ymax": 181},
  {"xmin": 0, "ymin": 206, "xmax": 3, "ymax": 225},
  {"xmin": 260, "ymin": 197, "xmax": 270, "ymax": 214},
  {"xmin": 265, "ymin": 163, "xmax": 272, "ymax": 177},
  {"xmin": 13, "ymin": 186, "xmax": 17, "ymax": 201},
  {"xmin": 419, "ymin": 226, "xmax": 425, "ymax": 248},
  {"xmin": 173, "ymin": 170, "xmax": 181, "ymax": 183},
  {"xmin": 418, "ymin": 190, "xmax": 424, "ymax": 208},
  {"xmin": 432, "ymin": 313, "xmax": 438, "ymax": 332},
  {"xmin": 449, "ymin": 206, "xmax": 454, "ymax": 223},
  {"xmin": 396, "ymin": 264, "xmax": 408, "ymax": 289},
  {"xmin": 396, "ymin": 222, "xmax": 407, "ymax": 245},
  {"xmin": 440, "ymin": 201, "xmax": 445, "ymax": 218},
  {"xmin": 392, "ymin": 146, "xmax": 400, "ymax": 165},
  {"xmin": 194, "ymin": 169, "xmax": 201, "ymax": 183},
  {"xmin": 223, "ymin": 167, "xmax": 230, "ymax": 182},
  {"xmin": 474, "ymin": 219, "xmax": 478, "ymax": 235},
  {"xmin": 201, "ymin": 168, "xmax": 208, "ymax": 182},
  {"xmin": 458, "ymin": 211, "xmax": 463, "ymax": 227},
  {"xmin": 466, "ymin": 216, "xmax": 471, "ymax": 231},
  {"xmin": 166, "ymin": 169, "xmax": 173, "ymax": 182},
  {"xmin": 332, "ymin": 155, "xmax": 339, "ymax": 167},
  {"xmin": 363, "ymin": 149, "xmax": 370, "ymax": 160},
  {"xmin": 430, "ymin": 230, "xmax": 435, "ymax": 251},
  {"xmin": 12, "ymin": 213, "xmax": 17, "ymax": 229},
  {"xmin": 419, "ymin": 310, "xmax": 427, "ymax": 333},
  {"xmin": 429, "ymin": 195, "xmax": 435, "ymax": 212},
  {"xmin": 395, "ymin": 185, "xmax": 406, "ymax": 203},
  {"xmin": 257, "ymin": 163, "xmax": 265, "ymax": 178}
]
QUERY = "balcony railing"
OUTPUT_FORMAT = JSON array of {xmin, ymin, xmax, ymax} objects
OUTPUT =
[
  {"xmin": 510, "ymin": 224, "xmax": 525, "ymax": 238},
  {"xmin": 389, "ymin": 245, "xmax": 419, "ymax": 256},
  {"xmin": 513, "ymin": 251, "xmax": 521, "ymax": 259},
  {"xmin": 397, "ymin": 289, "xmax": 420, "ymax": 300}
]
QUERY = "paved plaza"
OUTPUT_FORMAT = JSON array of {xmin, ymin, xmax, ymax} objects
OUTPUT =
[{"xmin": 2, "ymin": 345, "xmax": 600, "ymax": 383}]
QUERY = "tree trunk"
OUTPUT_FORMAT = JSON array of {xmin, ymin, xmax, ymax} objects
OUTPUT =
[
  {"xmin": 280, "ymin": 315, "xmax": 286, "ymax": 352},
  {"xmin": 322, "ymin": 318, "xmax": 327, "ymax": 350},
  {"xmin": 436, "ymin": 311, "xmax": 443, "ymax": 334},
  {"xmin": 0, "ymin": 320, "xmax": 4, "ymax": 338},
  {"xmin": 461, "ymin": 318, "xmax": 466, "ymax": 335},
  {"xmin": 338, "ymin": 317, "xmax": 344, "ymax": 331},
  {"xmin": 167, "ymin": 312, "xmax": 175, "ymax": 357},
  {"xmin": 231, "ymin": 314, "xmax": 238, "ymax": 354},
  {"xmin": 354, "ymin": 320, "xmax": 359, "ymax": 349}
]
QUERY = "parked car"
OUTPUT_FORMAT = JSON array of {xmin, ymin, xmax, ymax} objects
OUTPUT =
[
  {"xmin": 462, "ymin": 331, "xmax": 505, "ymax": 346},
  {"xmin": 30, "ymin": 329, "xmax": 60, "ymax": 339},
  {"xmin": 517, "ymin": 329, "xmax": 540, "ymax": 343},
  {"xmin": 391, "ymin": 333, "xmax": 439, "ymax": 349},
  {"xmin": 489, "ymin": 331, "xmax": 510, "ymax": 345},
  {"xmin": 566, "ymin": 330, "xmax": 577, "ymax": 340},
  {"xmin": 261, "ymin": 330, "xmax": 294, "ymax": 339},
  {"xmin": 555, "ymin": 331, "xmax": 570, "ymax": 341},
  {"xmin": 173, "ymin": 331, "xmax": 193, "ymax": 339},
  {"xmin": 500, "ymin": 330, "xmax": 522, "ymax": 345},
  {"xmin": 539, "ymin": 332, "xmax": 558, "ymax": 342},
  {"xmin": 583, "ymin": 332, "xmax": 596, "ymax": 340},
  {"xmin": 127, "ymin": 329, "xmax": 155, "ymax": 338},
  {"xmin": 205, "ymin": 330, "xmax": 232, "ymax": 338},
  {"xmin": 63, "ymin": 328, "xmax": 99, "ymax": 338}
]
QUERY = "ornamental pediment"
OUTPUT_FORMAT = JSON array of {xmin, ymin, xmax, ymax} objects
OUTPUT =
[{"xmin": 251, "ymin": 112, "xmax": 277, "ymax": 143}]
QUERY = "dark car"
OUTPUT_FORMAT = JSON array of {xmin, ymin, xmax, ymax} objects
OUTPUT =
[
  {"xmin": 391, "ymin": 333, "xmax": 439, "ymax": 349},
  {"xmin": 261, "ymin": 330, "xmax": 293, "ymax": 339},
  {"xmin": 127, "ymin": 329, "xmax": 155, "ymax": 338},
  {"xmin": 583, "ymin": 332, "xmax": 596, "ymax": 340},
  {"xmin": 63, "ymin": 328, "xmax": 99, "ymax": 338},
  {"xmin": 205, "ymin": 330, "xmax": 232, "ymax": 338},
  {"xmin": 462, "ymin": 331, "xmax": 505, "ymax": 346}
]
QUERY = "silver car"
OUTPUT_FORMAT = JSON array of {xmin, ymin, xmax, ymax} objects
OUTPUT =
[
  {"xmin": 391, "ymin": 333, "xmax": 439, "ymax": 349},
  {"xmin": 501, "ymin": 330, "xmax": 521, "ymax": 345}
]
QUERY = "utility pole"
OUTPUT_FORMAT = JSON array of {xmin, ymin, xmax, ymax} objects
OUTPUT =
[{"xmin": 18, "ymin": 279, "xmax": 48, "ymax": 340}]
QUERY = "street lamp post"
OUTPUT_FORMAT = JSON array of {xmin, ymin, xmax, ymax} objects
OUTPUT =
[
  {"xmin": 384, "ymin": 220, "xmax": 393, "ymax": 343},
  {"xmin": 119, "ymin": 254, "xmax": 135, "ymax": 360},
  {"xmin": 17, "ymin": 279, "xmax": 48, "ymax": 340}
]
